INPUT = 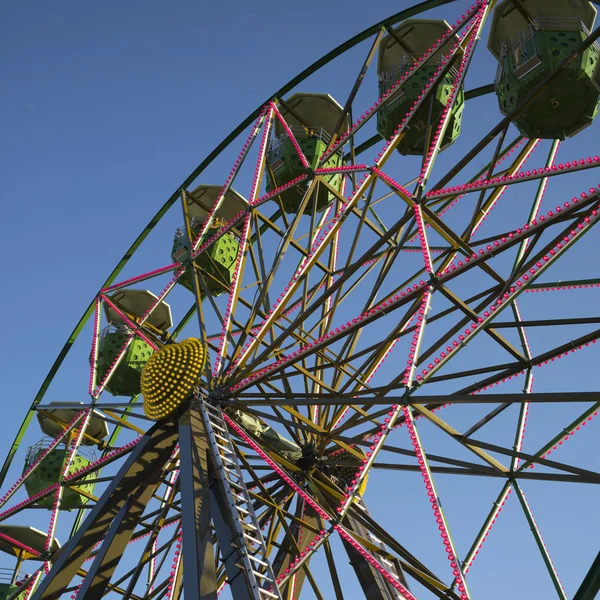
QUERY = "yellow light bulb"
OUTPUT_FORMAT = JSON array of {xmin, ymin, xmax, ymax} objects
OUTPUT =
[{"xmin": 142, "ymin": 337, "xmax": 206, "ymax": 421}]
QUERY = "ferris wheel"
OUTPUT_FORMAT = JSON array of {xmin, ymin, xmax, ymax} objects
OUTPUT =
[{"xmin": 3, "ymin": 0, "xmax": 600, "ymax": 598}]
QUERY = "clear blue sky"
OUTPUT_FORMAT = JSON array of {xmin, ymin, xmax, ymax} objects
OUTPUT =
[{"xmin": 2, "ymin": 1, "xmax": 600, "ymax": 598}]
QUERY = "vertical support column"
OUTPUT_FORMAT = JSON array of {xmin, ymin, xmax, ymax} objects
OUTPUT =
[{"xmin": 178, "ymin": 402, "xmax": 218, "ymax": 600}]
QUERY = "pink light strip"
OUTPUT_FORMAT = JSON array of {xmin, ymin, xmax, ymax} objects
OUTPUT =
[
  {"xmin": 417, "ymin": 7, "xmax": 486, "ymax": 187},
  {"xmin": 191, "ymin": 107, "xmax": 269, "ymax": 253},
  {"xmin": 64, "ymin": 437, "xmax": 142, "ymax": 482},
  {"xmin": 427, "ymin": 155, "xmax": 600, "ymax": 199},
  {"xmin": 0, "ymin": 531, "xmax": 42, "ymax": 558},
  {"xmin": 0, "ymin": 410, "xmax": 87, "ymax": 510},
  {"xmin": 213, "ymin": 214, "xmax": 252, "ymax": 378},
  {"xmin": 44, "ymin": 414, "xmax": 90, "ymax": 572},
  {"xmin": 231, "ymin": 183, "xmax": 599, "ymax": 393},
  {"xmin": 525, "ymin": 282, "xmax": 600, "ymax": 292},
  {"xmin": 92, "ymin": 331, "xmax": 135, "ymax": 397},
  {"xmin": 164, "ymin": 529, "xmax": 182, "ymax": 599},
  {"xmin": 320, "ymin": 1, "xmax": 484, "ymax": 162},
  {"xmin": 251, "ymin": 175, "xmax": 310, "ymax": 208},
  {"xmin": 249, "ymin": 106, "xmax": 274, "ymax": 204},
  {"xmin": 0, "ymin": 484, "xmax": 60, "ymax": 523},
  {"xmin": 69, "ymin": 578, "xmax": 85, "ymax": 600},
  {"xmin": 270, "ymin": 102, "xmax": 310, "ymax": 169},
  {"xmin": 314, "ymin": 165, "xmax": 370, "ymax": 175},
  {"xmin": 99, "ymin": 294, "xmax": 159, "ymax": 351},
  {"xmin": 413, "ymin": 204, "xmax": 434, "ymax": 273},
  {"xmin": 334, "ymin": 524, "xmax": 417, "ymax": 600},
  {"xmin": 22, "ymin": 568, "xmax": 43, "ymax": 600},
  {"xmin": 101, "ymin": 262, "xmax": 181, "ymax": 294},
  {"xmin": 94, "ymin": 266, "xmax": 185, "ymax": 397},
  {"xmin": 402, "ymin": 291, "xmax": 431, "ymax": 387},
  {"xmin": 402, "ymin": 407, "xmax": 470, "ymax": 599},
  {"xmin": 88, "ymin": 297, "xmax": 101, "ymax": 396}
]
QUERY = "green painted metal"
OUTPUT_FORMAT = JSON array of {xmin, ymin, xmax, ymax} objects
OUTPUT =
[
  {"xmin": 573, "ymin": 550, "xmax": 600, "ymax": 600},
  {"xmin": 23, "ymin": 443, "xmax": 96, "ymax": 510},
  {"xmin": 266, "ymin": 136, "xmax": 343, "ymax": 214},
  {"xmin": 0, "ymin": 0, "xmax": 456, "ymax": 489},
  {"xmin": 434, "ymin": 24, "xmax": 600, "ymax": 191},
  {"xmin": 377, "ymin": 63, "xmax": 464, "ymax": 155},
  {"xmin": 350, "ymin": 83, "xmax": 494, "ymax": 160},
  {"xmin": 172, "ymin": 226, "xmax": 240, "ymax": 296},
  {"xmin": 0, "ymin": 583, "xmax": 26, "ymax": 600},
  {"xmin": 495, "ymin": 25, "xmax": 600, "ymax": 138},
  {"xmin": 95, "ymin": 332, "xmax": 155, "ymax": 397}
]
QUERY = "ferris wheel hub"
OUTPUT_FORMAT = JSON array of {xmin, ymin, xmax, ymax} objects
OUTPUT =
[
  {"xmin": 206, "ymin": 386, "xmax": 231, "ymax": 408},
  {"xmin": 140, "ymin": 338, "xmax": 207, "ymax": 421}
]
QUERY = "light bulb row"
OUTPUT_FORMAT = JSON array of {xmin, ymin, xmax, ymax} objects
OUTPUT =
[{"xmin": 142, "ymin": 339, "xmax": 206, "ymax": 420}]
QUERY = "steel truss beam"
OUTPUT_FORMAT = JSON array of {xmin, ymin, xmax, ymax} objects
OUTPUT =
[
  {"xmin": 9, "ymin": 4, "xmax": 600, "ymax": 600},
  {"xmin": 30, "ymin": 423, "xmax": 178, "ymax": 600},
  {"xmin": 233, "ymin": 391, "xmax": 600, "ymax": 406},
  {"xmin": 342, "ymin": 501, "xmax": 408, "ymax": 600}
]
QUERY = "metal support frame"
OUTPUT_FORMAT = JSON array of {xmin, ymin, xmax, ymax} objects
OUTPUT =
[
  {"xmin": 179, "ymin": 403, "xmax": 218, "ymax": 600},
  {"xmin": 202, "ymin": 401, "xmax": 282, "ymax": 600},
  {"xmin": 30, "ymin": 423, "xmax": 178, "ymax": 600},
  {"xmin": 6, "ymin": 2, "xmax": 600, "ymax": 600},
  {"xmin": 342, "ymin": 500, "xmax": 407, "ymax": 600}
]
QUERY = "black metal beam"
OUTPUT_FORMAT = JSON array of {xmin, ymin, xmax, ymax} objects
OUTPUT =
[
  {"xmin": 235, "ymin": 391, "xmax": 600, "ymax": 406},
  {"xmin": 574, "ymin": 551, "xmax": 600, "ymax": 600},
  {"xmin": 463, "ymin": 437, "xmax": 600, "ymax": 482},
  {"xmin": 489, "ymin": 317, "xmax": 600, "ymax": 328}
]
